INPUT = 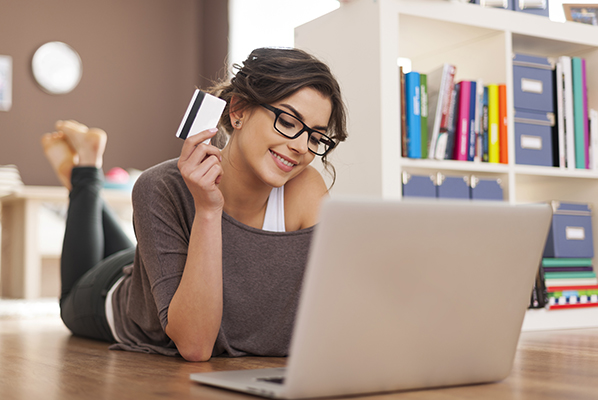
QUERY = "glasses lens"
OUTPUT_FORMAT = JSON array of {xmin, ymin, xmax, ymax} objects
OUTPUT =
[
  {"xmin": 275, "ymin": 113, "xmax": 302, "ymax": 138},
  {"xmin": 273, "ymin": 110, "xmax": 334, "ymax": 156}
]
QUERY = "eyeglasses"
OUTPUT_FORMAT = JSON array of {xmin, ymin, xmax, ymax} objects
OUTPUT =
[{"xmin": 261, "ymin": 104, "xmax": 336, "ymax": 156}]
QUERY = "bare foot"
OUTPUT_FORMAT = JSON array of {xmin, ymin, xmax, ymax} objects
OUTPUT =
[
  {"xmin": 56, "ymin": 120, "xmax": 107, "ymax": 168},
  {"xmin": 41, "ymin": 132, "xmax": 78, "ymax": 190}
]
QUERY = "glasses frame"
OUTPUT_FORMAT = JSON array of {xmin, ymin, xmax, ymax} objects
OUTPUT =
[{"xmin": 261, "ymin": 104, "xmax": 336, "ymax": 156}]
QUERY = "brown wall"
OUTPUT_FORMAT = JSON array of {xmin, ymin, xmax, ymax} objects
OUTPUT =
[{"xmin": 0, "ymin": 0, "xmax": 228, "ymax": 186}]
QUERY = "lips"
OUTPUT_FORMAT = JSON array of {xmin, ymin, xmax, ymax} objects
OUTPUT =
[{"xmin": 270, "ymin": 150, "xmax": 297, "ymax": 172}]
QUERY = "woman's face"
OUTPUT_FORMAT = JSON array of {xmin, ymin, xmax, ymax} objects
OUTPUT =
[{"xmin": 231, "ymin": 87, "xmax": 332, "ymax": 188}]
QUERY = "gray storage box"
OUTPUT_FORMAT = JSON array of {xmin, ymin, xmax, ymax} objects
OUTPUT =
[
  {"xmin": 513, "ymin": 53, "xmax": 554, "ymax": 113},
  {"xmin": 514, "ymin": 109, "xmax": 555, "ymax": 166},
  {"xmin": 543, "ymin": 202, "xmax": 594, "ymax": 258}
]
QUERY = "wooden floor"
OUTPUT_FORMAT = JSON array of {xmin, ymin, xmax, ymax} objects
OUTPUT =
[{"xmin": 2, "ymin": 314, "xmax": 598, "ymax": 400}]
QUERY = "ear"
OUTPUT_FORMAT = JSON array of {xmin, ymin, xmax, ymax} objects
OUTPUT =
[{"xmin": 229, "ymin": 95, "xmax": 246, "ymax": 130}]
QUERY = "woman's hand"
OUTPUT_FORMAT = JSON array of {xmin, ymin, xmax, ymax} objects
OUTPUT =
[{"xmin": 177, "ymin": 128, "xmax": 224, "ymax": 213}]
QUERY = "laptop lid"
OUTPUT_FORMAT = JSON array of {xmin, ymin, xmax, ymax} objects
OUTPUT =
[{"xmin": 191, "ymin": 199, "xmax": 552, "ymax": 399}]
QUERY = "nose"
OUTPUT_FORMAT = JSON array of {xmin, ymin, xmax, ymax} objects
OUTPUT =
[{"xmin": 288, "ymin": 131, "xmax": 310, "ymax": 155}]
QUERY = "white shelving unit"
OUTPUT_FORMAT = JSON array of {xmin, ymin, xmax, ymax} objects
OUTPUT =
[{"xmin": 295, "ymin": 0, "xmax": 598, "ymax": 331}]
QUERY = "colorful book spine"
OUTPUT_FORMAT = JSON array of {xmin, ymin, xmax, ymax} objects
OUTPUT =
[
  {"xmin": 555, "ymin": 60, "xmax": 566, "ymax": 168},
  {"xmin": 474, "ymin": 79, "xmax": 484, "ymax": 162},
  {"xmin": 454, "ymin": 81, "xmax": 471, "ymax": 161},
  {"xmin": 405, "ymin": 72, "xmax": 422, "ymax": 158},
  {"xmin": 542, "ymin": 258, "xmax": 593, "ymax": 267},
  {"xmin": 560, "ymin": 56, "xmax": 576, "ymax": 169},
  {"xmin": 547, "ymin": 285, "xmax": 598, "ymax": 309},
  {"xmin": 498, "ymin": 84, "xmax": 508, "ymax": 164},
  {"xmin": 400, "ymin": 67, "xmax": 407, "ymax": 158},
  {"xmin": 420, "ymin": 74, "xmax": 428, "ymax": 159},
  {"xmin": 544, "ymin": 271, "xmax": 596, "ymax": 280},
  {"xmin": 572, "ymin": 57, "xmax": 586, "ymax": 169},
  {"xmin": 467, "ymin": 80, "xmax": 477, "ymax": 161},
  {"xmin": 482, "ymin": 87, "xmax": 489, "ymax": 162},
  {"xmin": 443, "ymin": 84, "xmax": 459, "ymax": 160},
  {"xmin": 487, "ymin": 84, "xmax": 499, "ymax": 163},
  {"xmin": 582, "ymin": 59, "xmax": 590, "ymax": 169}
]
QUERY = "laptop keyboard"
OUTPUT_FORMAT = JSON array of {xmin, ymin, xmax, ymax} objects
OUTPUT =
[{"xmin": 257, "ymin": 377, "xmax": 285, "ymax": 385}]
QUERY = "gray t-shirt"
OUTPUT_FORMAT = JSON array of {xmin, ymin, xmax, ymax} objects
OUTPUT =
[{"xmin": 110, "ymin": 158, "xmax": 314, "ymax": 357}]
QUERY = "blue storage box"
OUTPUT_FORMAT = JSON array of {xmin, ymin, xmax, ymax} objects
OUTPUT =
[
  {"xmin": 513, "ymin": 53, "xmax": 554, "ymax": 113},
  {"xmin": 514, "ymin": 109, "xmax": 554, "ymax": 166},
  {"xmin": 436, "ymin": 173, "xmax": 469, "ymax": 200},
  {"xmin": 543, "ymin": 202, "xmax": 594, "ymax": 258},
  {"xmin": 402, "ymin": 172, "xmax": 436, "ymax": 198},
  {"xmin": 469, "ymin": 176, "xmax": 504, "ymax": 201},
  {"xmin": 512, "ymin": 0, "xmax": 549, "ymax": 17}
]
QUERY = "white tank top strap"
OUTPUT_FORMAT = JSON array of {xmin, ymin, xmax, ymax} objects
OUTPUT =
[{"xmin": 262, "ymin": 186, "xmax": 286, "ymax": 232}]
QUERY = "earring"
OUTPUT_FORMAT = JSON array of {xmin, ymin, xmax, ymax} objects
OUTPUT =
[{"xmin": 234, "ymin": 120, "xmax": 242, "ymax": 128}]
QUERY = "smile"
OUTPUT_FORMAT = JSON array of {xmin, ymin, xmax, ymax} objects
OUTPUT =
[{"xmin": 270, "ymin": 150, "xmax": 296, "ymax": 168}]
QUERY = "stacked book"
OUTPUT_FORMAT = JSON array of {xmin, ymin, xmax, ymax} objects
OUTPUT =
[
  {"xmin": 0, "ymin": 164, "xmax": 23, "ymax": 197},
  {"xmin": 543, "ymin": 258, "xmax": 598, "ymax": 310},
  {"xmin": 400, "ymin": 63, "xmax": 508, "ymax": 163}
]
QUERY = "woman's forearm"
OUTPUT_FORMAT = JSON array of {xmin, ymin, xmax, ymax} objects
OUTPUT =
[{"xmin": 165, "ymin": 209, "xmax": 223, "ymax": 361}]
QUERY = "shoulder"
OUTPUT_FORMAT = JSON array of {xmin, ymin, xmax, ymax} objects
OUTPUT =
[
  {"xmin": 132, "ymin": 158, "xmax": 193, "ymax": 214},
  {"xmin": 284, "ymin": 165, "xmax": 328, "ymax": 231}
]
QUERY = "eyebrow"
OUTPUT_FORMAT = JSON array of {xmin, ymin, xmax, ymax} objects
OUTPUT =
[{"xmin": 279, "ymin": 103, "xmax": 329, "ymax": 132}]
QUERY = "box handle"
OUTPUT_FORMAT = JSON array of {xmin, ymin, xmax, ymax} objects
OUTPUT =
[
  {"xmin": 521, "ymin": 78, "xmax": 543, "ymax": 94},
  {"xmin": 566, "ymin": 226, "xmax": 586, "ymax": 241},
  {"xmin": 520, "ymin": 134, "xmax": 542, "ymax": 150},
  {"xmin": 519, "ymin": 0, "xmax": 546, "ymax": 10}
]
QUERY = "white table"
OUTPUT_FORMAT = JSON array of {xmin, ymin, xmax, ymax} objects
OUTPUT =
[{"xmin": 1, "ymin": 186, "xmax": 132, "ymax": 299}]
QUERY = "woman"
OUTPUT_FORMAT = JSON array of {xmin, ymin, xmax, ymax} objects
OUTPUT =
[{"xmin": 42, "ymin": 47, "xmax": 348, "ymax": 362}]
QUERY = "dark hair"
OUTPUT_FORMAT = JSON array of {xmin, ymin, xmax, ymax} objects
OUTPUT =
[{"xmin": 209, "ymin": 47, "xmax": 348, "ymax": 186}]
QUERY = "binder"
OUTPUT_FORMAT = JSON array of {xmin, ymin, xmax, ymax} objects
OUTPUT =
[
  {"xmin": 405, "ymin": 72, "xmax": 422, "ymax": 158},
  {"xmin": 487, "ymin": 84, "xmax": 500, "ymax": 163},
  {"xmin": 454, "ymin": 81, "xmax": 471, "ymax": 161}
]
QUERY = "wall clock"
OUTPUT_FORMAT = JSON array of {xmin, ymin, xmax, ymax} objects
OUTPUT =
[{"xmin": 32, "ymin": 41, "xmax": 82, "ymax": 94}]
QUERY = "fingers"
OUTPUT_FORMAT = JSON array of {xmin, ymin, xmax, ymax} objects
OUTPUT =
[{"xmin": 180, "ymin": 128, "xmax": 221, "ymax": 163}]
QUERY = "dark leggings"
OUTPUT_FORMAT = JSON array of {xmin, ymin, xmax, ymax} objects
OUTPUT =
[{"xmin": 59, "ymin": 167, "xmax": 135, "ymax": 342}]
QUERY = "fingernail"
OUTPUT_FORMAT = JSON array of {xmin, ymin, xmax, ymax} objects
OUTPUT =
[{"xmin": 209, "ymin": 128, "xmax": 218, "ymax": 133}]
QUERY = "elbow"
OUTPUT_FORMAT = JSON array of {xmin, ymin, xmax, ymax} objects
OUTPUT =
[
  {"xmin": 179, "ymin": 345, "xmax": 213, "ymax": 362},
  {"xmin": 166, "ymin": 323, "xmax": 214, "ymax": 362}
]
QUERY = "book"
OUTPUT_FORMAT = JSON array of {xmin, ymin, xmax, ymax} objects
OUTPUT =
[
  {"xmin": 544, "ymin": 271, "xmax": 596, "ymax": 280},
  {"xmin": 420, "ymin": 74, "xmax": 429, "ymax": 159},
  {"xmin": 545, "ymin": 278, "xmax": 598, "ymax": 287},
  {"xmin": 487, "ymin": 84, "xmax": 499, "ymax": 163},
  {"xmin": 554, "ymin": 60, "xmax": 566, "ymax": 168},
  {"xmin": 542, "ymin": 267, "xmax": 594, "ymax": 272},
  {"xmin": 400, "ymin": 66, "xmax": 407, "ymax": 158},
  {"xmin": 542, "ymin": 258, "xmax": 593, "ymax": 267},
  {"xmin": 405, "ymin": 71, "xmax": 422, "ymax": 158},
  {"xmin": 560, "ymin": 56, "xmax": 576, "ymax": 169},
  {"xmin": 572, "ymin": 57, "xmax": 586, "ymax": 169},
  {"xmin": 443, "ymin": 84, "xmax": 460, "ymax": 160},
  {"xmin": 498, "ymin": 84, "xmax": 508, "ymax": 164},
  {"xmin": 582, "ymin": 58, "xmax": 590, "ymax": 169},
  {"xmin": 474, "ymin": 79, "xmax": 484, "ymax": 162},
  {"xmin": 467, "ymin": 80, "xmax": 477, "ymax": 161},
  {"xmin": 454, "ymin": 81, "xmax": 471, "ymax": 161},
  {"xmin": 427, "ymin": 63, "xmax": 456, "ymax": 159},
  {"xmin": 482, "ymin": 86, "xmax": 489, "ymax": 162},
  {"xmin": 591, "ymin": 109, "xmax": 598, "ymax": 170},
  {"xmin": 547, "ymin": 285, "xmax": 598, "ymax": 309}
]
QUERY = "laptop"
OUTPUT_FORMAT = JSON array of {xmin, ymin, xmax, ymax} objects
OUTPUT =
[{"xmin": 190, "ymin": 198, "xmax": 552, "ymax": 399}]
